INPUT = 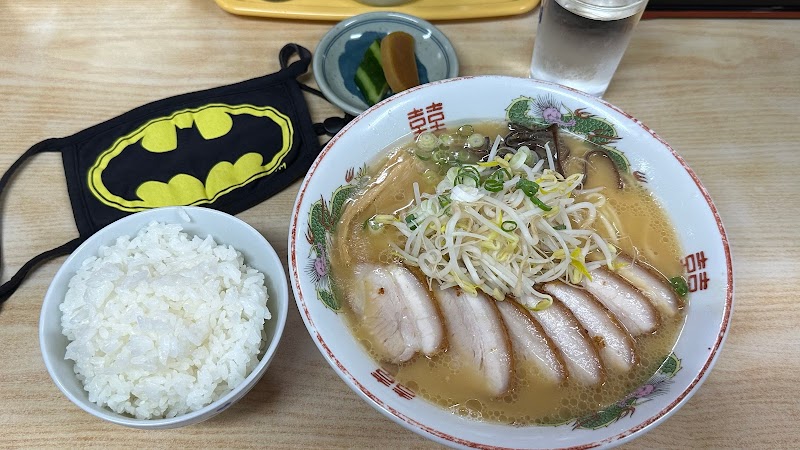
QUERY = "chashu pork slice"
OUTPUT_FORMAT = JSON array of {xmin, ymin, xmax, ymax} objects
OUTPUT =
[
  {"xmin": 615, "ymin": 254, "xmax": 682, "ymax": 319},
  {"xmin": 351, "ymin": 264, "xmax": 444, "ymax": 364},
  {"xmin": 433, "ymin": 287, "xmax": 513, "ymax": 397},
  {"xmin": 387, "ymin": 265, "xmax": 445, "ymax": 356},
  {"xmin": 495, "ymin": 299, "xmax": 566, "ymax": 385},
  {"xmin": 582, "ymin": 267, "xmax": 660, "ymax": 336},
  {"xmin": 543, "ymin": 282, "xmax": 637, "ymax": 373},
  {"xmin": 528, "ymin": 298, "xmax": 605, "ymax": 386}
]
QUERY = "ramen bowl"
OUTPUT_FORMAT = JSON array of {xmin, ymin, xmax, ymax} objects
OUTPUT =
[{"xmin": 288, "ymin": 76, "xmax": 732, "ymax": 448}]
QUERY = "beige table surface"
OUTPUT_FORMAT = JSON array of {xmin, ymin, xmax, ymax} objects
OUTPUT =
[{"xmin": 1, "ymin": 1, "xmax": 798, "ymax": 448}]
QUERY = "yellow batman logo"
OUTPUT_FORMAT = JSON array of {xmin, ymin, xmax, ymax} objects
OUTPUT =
[{"xmin": 88, "ymin": 104, "xmax": 294, "ymax": 212}]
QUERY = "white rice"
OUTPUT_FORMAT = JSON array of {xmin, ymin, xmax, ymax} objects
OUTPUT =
[{"xmin": 60, "ymin": 221, "xmax": 271, "ymax": 419}]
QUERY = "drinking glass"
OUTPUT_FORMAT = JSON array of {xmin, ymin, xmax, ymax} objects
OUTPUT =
[{"xmin": 530, "ymin": 0, "xmax": 649, "ymax": 97}]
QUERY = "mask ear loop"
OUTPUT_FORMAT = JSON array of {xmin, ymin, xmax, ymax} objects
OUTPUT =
[
  {"xmin": 0, "ymin": 139, "xmax": 83, "ymax": 307},
  {"xmin": 279, "ymin": 43, "xmax": 355, "ymax": 138}
]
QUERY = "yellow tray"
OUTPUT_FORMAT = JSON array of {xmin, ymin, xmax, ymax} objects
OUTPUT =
[{"xmin": 214, "ymin": 0, "xmax": 540, "ymax": 21}]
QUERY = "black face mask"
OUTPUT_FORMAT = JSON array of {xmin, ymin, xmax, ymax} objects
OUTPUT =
[{"xmin": 0, "ymin": 44, "xmax": 349, "ymax": 305}]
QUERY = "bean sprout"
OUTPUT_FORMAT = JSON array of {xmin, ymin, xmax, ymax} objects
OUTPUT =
[{"xmin": 375, "ymin": 135, "xmax": 617, "ymax": 308}]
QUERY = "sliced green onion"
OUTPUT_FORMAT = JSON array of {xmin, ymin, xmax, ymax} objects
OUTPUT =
[
  {"xmin": 405, "ymin": 213, "xmax": 418, "ymax": 231},
  {"xmin": 483, "ymin": 168, "xmax": 511, "ymax": 192},
  {"xmin": 669, "ymin": 276, "xmax": 689, "ymax": 297},
  {"xmin": 466, "ymin": 133, "xmax": 485, "ymax": 149},
  {"xmin": 452, "ymin": 150, "xmax": 472, "ymax": 165},
  {"xmin": 516, "ymin": 178, "xmax": 540, "ymax": 195},
  {"xmin": 455, "ymin": 165, "xmax": 480, "ymax": 186},
  {"xmin": 509, "ymin": 147, "xmax": 530, "ymax": 168},
  {"xmin": 501, "ymin": 220, "xmax": 518, "ymax": 232},
  {"xmin": 461, "ymin": 165, "xmax": 480, "ymax": 178},
  {"xmin": 531, "ymin": 196, "xmax": 552, "ymax": 211},
  {"xmin": 439, "ymin": 134, "xmax": 455, "ymax": 148},
  {"xmin": 438, "ymin": 194, "xmax": 451, "ymax": 208},
  {"xmin": 457, "ymin": 124, "xmax": 474, "ymax": 136},
  {"xmin": 415, "ymin": 151, "xmax": 433, "ymax": 161},
  {"xmin": 484, "ymin": 179, "xmax": 503, "ymax": 192},
  {"xmin": 516, "ymin": 179, "xmax": 552, "ymax": 211},
  {"xmin": 416, "ymin": 131, "xmax": 438, "ymax": 151}
]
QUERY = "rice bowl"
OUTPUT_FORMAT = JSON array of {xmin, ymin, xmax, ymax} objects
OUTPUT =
[
  {"xmin": 61, "ymin": 221, "xmax": 271, "ymax": 419},
  {"xmin": 40, "ymin": 206, "xmax": 289, "ymax": 429}
]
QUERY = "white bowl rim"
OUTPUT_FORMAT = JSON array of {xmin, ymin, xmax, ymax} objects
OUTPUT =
[
  {"xmin": 39, "ymin": 206, "xmax": 289, "ymax": 428},
  {"xmin": 289, "ymin": 75, "xmax": 734, "ymax": 448}
]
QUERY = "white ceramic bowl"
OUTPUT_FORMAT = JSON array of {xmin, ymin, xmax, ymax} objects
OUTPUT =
[
  {"xmin": 289, "ymin": 76, "xmax": 733, "ymax": 448},
  {"xmin": 313, "ymin": 11, "xmax": 459, "ymax": 116},
  {"xmin": 40, "ymin": 206, "xmax": 289, "ymax": 429}
]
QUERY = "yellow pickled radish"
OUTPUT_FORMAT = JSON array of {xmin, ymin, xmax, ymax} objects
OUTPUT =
[{"xmin": 380, "ymin": 32, "xmax": 421, "ymax": 93}]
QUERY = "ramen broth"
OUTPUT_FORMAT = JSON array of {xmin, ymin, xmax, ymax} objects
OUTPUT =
[{"xmin": 330, "ymin": 122, "xmax": 685, "ymax": 424}]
